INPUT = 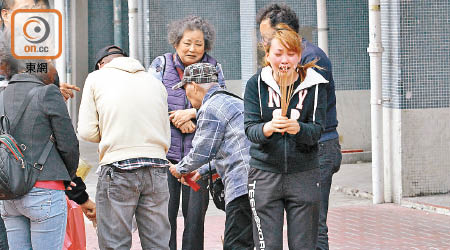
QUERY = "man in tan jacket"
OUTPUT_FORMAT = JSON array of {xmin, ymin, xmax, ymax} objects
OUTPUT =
[{"xmin": 78, "ymin": 45, "xmax": 171, "ymax": 250}]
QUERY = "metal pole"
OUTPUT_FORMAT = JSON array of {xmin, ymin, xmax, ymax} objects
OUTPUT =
[
  {"xmin": 54, "ymin": 0, "xmax": 66, "ymax": 84},
  {"xmin": 316, "ymin": 0, "xmax": 329, "ymax": 55},
  {"xmin": 137, "ymin": 0, "xmax": 144, "ymax": 63},
  {"xmin": 54, "ymin": 0, "xmax": 72, "ymax": 118},
  {"xmin": 113, "ymin": 0, "xmax": 122, "ymax": 48},
  {"xmin": 143, "ymin": 0, "xmax": 150, "ymax": 68},
  {"xmin": 64, "ymin": 0, "xmax": 75, "ymax": 125},
  {"xmin": 128, "ymin": 0, "xmax": 138, "ymax": 59},
  {"xmin": 64, "ymin": 0, "xmax": 71, "ymax": 87},
  {"xmin": 367, "ymin": 0, "xmax": 384, "ymax": 204},
  {"xmin": 240, "ymin": 0, "xmax": 256, "ymax": 94}
]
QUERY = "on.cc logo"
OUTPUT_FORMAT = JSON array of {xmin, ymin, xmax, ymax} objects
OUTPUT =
[{"xmin": 22, "ymin": 16, "xmax": 51, "ymax": 44}]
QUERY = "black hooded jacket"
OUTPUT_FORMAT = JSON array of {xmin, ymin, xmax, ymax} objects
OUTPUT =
[{"xmin": 244, "ymin": 66, "xmax": 328, "ymax": 174}]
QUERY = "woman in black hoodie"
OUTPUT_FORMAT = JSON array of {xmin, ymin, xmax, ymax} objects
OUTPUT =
[{"xmin": 244, "ymin": 24, "xmax": 328, "ymax": 249}]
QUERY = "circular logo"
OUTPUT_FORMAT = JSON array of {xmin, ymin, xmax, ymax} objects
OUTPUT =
[{"xmin": 23, "ymin": 16, "xmax": 50, "ymax": 44}]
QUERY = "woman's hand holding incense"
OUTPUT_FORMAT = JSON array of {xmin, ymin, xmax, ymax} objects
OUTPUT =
[
  {"xmin": 264, "ymin": 116, "xmax": 300, "ymax": 136},
  {"xmin": 282, "ymin": 118, "xmax": 300, "ymax": 135},
  {"xmin": 264, "ymin": 116, "xmax": 287, "ymax": 136},
  {"xmin": 273, "ymin": 116, "xmax": 299, "ymax": 134}
]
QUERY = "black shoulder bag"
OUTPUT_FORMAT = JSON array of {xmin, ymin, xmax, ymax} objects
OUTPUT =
[
  {"xmin": 206, "ymin": 90, "xmax": 243, "ymax": 211},
  {"xmin": 0, "ymin": 87, "xmax": 54, "ymax": 200}
]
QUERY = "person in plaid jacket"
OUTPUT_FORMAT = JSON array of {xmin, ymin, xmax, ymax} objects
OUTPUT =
[{"xmin": 169, "ymin": 63, "xmax": 254, "ymax": 250}]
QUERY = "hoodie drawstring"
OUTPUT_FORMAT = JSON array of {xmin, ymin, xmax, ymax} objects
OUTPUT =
[
  {"xmin": 313, "ymin": 84, "xmax": 319, "ymax": 124},
  {"xmin": 258, "ymin": 75, "xmax": 263, "ymax": 119}
]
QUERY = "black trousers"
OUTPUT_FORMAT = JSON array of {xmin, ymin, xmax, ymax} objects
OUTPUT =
[
  {"xmin": 0, "ymin": 217, "xmax": 7, "ymax": 250},
  {"xmin": 317, "ymin": 138, "xmax": 342, "ymax": 250},
  {"xmin": 224, "ymin": 195, "xmax": 254, "ymax": 250},
  {"xmin": 167, "ymin": 165, "xmax": 209, "ymax": 250}
]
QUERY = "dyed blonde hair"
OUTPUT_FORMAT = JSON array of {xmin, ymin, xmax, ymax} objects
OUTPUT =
[{"xmin": 264, "ymin": 23, "xmax": 319, "ymax": 81}]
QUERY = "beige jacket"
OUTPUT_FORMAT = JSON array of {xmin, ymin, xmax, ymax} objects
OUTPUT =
[{"xmin": 78, "ymin": 57, "xmax": 170, "ymax": 165}]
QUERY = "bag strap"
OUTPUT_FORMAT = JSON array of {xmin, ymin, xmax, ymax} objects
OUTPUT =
[
  {"xmin": 208, "ymin": 162, "xmax": 214, "ymax": 195},
  {"xmin": 10, "ymin": 86, "xmax": 40, "ymax": 134},
  {"xmin": 160, "ymin": 55, "xmax": 166, "ymax": 76},
  {"xmin": 33, "ymin": 135, "xmax": 54, "ymax": 170},
  {"xmin": 209, "ymin": 90, "xmax": 243, "ymax": 100},
  {"xmin": 0, "ymin": 90, "xmax": 5, "ymax": 117},
  {"xmin": 0, "ymin": 90, "xmax": 8, "ymax": 133}
]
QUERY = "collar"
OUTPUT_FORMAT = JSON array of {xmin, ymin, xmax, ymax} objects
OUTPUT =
[
  {"xmin": 202, "ymin": 84, "xmax": 221, "ymax": 105},
  {"xmin": 9, "ymin": 73, "xmax": 45, "ymax": 85},
  {"xmin": 260, "ymin": 66, "xmax": 328, "ymax": 96}
]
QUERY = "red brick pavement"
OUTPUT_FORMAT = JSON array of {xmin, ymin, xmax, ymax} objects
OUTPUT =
[
  {"xmin": 85, "ymin": 204, "xmax": 450, "ymax": 249},
  {"xmin": 85, "ymin": 216, "xmax": 226, "ymax": 250},
  {"xmin": 328, "ymin": 204, "xmax": 450, "ymax": 249}
]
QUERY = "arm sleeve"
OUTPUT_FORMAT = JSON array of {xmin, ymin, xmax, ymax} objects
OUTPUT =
[
  {"xmin": 294, "ymin": 84, "xmax": 327, "ymax": 145},
  {"xmin": 244, "ymin": 74, "xmax": 271, "ymax": 144},
  {"xmin": 43, "ymin": 85, "xmax": 79, "ymax": 178},
  {"xmin": 176, "ymin": 106, "xmax": 225, "ymax": 174},
  {"xmin": 160, "ymin": 82, "xmax": 171, "ymax": 154},
  {"xmin": 148, "ymin": 56, "xmax": 164, "ymax": 82},
  {"xmin": 198, "ymin": 163, "xmax": 217, "ymax": 176},
  {"xmin": 65, "ymin": 177, "xmax": 89, "ymax": 205},
  {"xmin": 77, "ymin": 75, "xmax": 101, "ymax": 143}
]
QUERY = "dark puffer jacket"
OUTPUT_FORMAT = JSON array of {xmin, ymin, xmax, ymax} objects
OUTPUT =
[{"xmin": 149, "ymin": 53, "xmax": 225, "ymax": 162}]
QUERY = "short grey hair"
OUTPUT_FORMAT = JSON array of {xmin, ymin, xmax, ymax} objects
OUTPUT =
[
  {"xmin": 167, "ymin": 15, "xmax": 216, "ymax": 52},
  {"xmin": 197, "ymin": 82, "xmax": 218, "ymax": 92}
]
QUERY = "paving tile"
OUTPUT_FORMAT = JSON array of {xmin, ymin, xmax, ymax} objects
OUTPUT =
[{"xmin": 83, "ymin": 202, "xmax": 450, "ymax": 249}]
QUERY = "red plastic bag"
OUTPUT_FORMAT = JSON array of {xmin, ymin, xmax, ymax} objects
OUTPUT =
[{"xmin": 63, "ymin": 197, "xmax": 86, "ymax": 250}]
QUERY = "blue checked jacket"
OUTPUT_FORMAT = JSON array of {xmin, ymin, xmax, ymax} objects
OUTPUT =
[{"xmin": 176, "ymin": 85, "xmax": 250, "ymax": 206}]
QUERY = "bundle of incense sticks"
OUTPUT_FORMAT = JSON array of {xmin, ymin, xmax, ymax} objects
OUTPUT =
[{"xmin": 278, "ymin": 66, "xmax": 296, "ymax": 117}]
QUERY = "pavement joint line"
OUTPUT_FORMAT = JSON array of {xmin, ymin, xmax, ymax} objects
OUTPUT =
[
  {"xmin": 333, "ymin": 184, "xmax": 450, "ymax": 216},
  {"xmin": 401, "ymin": 199, "xmax": 450, "ymax": 216}
]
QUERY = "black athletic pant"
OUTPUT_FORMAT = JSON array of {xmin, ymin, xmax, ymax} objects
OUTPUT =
[
  {"xmin": 248, "ymin": 167, "xmax": 320, "ymax": 250},
  {"xmin": 224, "ymin": 194, "xmax": 254, "ymax": 250}
]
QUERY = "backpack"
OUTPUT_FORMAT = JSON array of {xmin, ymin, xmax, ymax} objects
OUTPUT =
[
  {"xmin": 207, "ymin": 90, "xmax": 243, "ymax": 211},
  {"xmin": 0, "ymin": 86, "xmax": 54, "ymax": 200}
]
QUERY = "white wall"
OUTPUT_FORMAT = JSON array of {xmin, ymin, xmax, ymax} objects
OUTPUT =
[
  {"xmin": 336, "ymin": 90, "xmax": 371, "ymax": 151},
  {"xmin": 226, "ymin": 80, "xmax": 245, "ymax": 97},
  {"xmin": 400, "ymin": 108, "xmax": 450, "ymax": 197}
]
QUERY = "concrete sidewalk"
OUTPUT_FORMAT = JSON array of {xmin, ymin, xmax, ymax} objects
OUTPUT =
[
  {"xmin": 79, "ymin": 140, "xmax": 450, "ymax": 249},
  {"xmin": 332, "ymin": 162, "xmax": 450, "ymax": 216}
]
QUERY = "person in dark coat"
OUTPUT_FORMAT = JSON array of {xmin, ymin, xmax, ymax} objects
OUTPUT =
[
  {"xmin": 0, "ymin": 36, "xmax": 94, "ymax": 249},
  {"xmin": 0, "ymin": 52, "xmax": 78, "ymax": 250},
  {"xmin": 244, "ymin": 24, "xmax": 328, "ymax": 249},
  {"xmin": 256, "ymin": 4, "xmax": 342, "ymax": 249}
]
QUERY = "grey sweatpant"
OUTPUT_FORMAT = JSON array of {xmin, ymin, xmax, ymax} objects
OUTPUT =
[{"xmin": 248, "ymin": 168, "xmax": 320, "ymax": 250}]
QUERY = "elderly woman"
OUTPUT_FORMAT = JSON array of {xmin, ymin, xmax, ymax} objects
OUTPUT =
[{"xmin": 149, "ymin": 15, "xmax": 225, "ymax": 250}]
